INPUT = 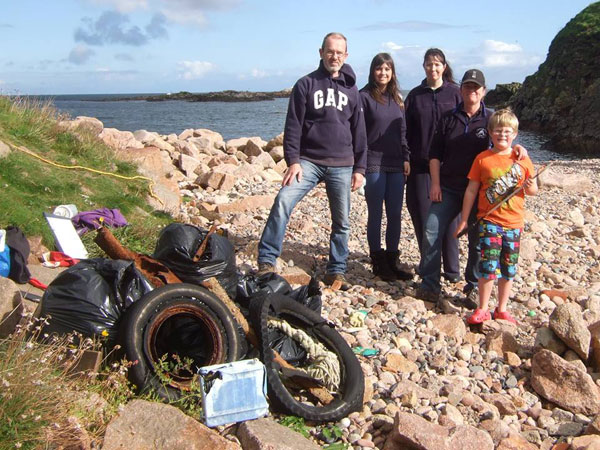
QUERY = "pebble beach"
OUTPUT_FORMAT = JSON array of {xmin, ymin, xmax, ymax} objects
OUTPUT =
[{"xmin": 177, "ymin": 153, "xmax": 600, "ymax": 449}]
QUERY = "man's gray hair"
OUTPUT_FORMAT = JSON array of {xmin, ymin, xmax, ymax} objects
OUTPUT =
[{"xmin": 321, "ymin": 32, "xmax": 347, "ymax": 51}]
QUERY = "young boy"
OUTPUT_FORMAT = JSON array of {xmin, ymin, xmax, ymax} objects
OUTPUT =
[{"xmin": 454, "ymin": 109, "xmax": 538, "ymax": 324}]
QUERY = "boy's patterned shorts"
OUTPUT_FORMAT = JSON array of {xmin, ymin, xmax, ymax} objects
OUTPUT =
[{"xmin": 478, "ymin": 221, "xmax": 522, "ymax": 280}]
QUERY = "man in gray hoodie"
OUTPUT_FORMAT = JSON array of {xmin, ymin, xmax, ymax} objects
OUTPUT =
[{"xmin": 256, "ymin": 32, "xmax": 367, "ymax": 290}]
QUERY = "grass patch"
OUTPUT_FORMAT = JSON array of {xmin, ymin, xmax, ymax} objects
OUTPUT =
[
  {"xmin": 0, "ymin": 314, "xmax": 133, "ymax": 449},
  {"xmin": 0, "ymin": 95, "xmax": 173, "ymax": 249}
]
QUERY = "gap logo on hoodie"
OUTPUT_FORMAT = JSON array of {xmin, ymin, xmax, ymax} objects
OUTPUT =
[{"xmin": 314, "ymin": 88, "xmax": 349, "ymax": 111}]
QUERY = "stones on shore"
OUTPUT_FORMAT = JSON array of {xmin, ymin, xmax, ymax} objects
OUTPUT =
[
  {"xmin": 383, "ymin": 411, "xmax": 494, "ymax": 450},
  {"xmin": 53, "ymin": 115, "xmax": 600, "ymax": 448}
]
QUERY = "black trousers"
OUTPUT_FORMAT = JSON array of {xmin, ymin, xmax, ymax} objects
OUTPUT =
[{"xmin": 405, "ymin": 171, "xmax": 460, "ymax": 277}]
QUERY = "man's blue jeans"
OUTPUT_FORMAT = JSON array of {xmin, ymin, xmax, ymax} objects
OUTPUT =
[
  {"xmin": 419, "ymin": 186, "xmax": 480, "ymax": 293},
  {"xmin": 258, "ymin": 160, "xmax": 353, "ymax": 274}
]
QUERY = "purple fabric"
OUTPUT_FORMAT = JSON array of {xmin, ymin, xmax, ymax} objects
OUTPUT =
[
  {"xmin": 360, "ymin": 89, "xmax": 409, "ymax": 169},
  {"xmin": 72, "ymin": 208, "xmax": 128, "ymax": 235}
]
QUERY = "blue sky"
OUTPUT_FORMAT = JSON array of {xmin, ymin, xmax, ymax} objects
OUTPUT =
[{"xmin": 0, "ymin": 0, "xmax": 594, "ymax": 95}]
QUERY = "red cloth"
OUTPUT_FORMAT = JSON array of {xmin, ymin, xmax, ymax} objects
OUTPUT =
[
  {"xmin": 41, "ymin": 251, "xmax": 80, "ymax": 268},
  {"xmin": 28, "ymin": 277, "xmax": 48, "ymax": 290}
]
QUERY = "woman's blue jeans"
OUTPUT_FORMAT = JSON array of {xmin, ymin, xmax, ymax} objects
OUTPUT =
[
  {"xmin": 258, "ymin": 160, "xmax": 353, "ymax": 274},
  {"xmin": 364, "ymin": 171, "xmax": 405, "ymax": 253},
  {"xmin": 419, "ymin": 186, "xmax": 480, "ymax": 293}
]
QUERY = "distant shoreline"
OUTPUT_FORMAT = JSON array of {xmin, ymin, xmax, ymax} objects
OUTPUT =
[{"xmin": 106, "ymin": 89, "xmax": 293, "ymax": 103}]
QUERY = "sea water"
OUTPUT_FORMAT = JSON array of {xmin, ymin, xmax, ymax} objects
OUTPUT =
[{"xmin": 48, "ymin": 94, "xmax": 559, "ymax": 162}]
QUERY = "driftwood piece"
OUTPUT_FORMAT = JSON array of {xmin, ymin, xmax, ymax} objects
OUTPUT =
[
  {"xmin": 193, "ymin": 223, "xmax": 217, "ymax": 262},
  {"xmin": 94, "ymin": 227, "xmax": 181, "ymax": 287}
]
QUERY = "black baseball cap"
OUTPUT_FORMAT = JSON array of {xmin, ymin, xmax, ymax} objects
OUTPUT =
[{"xmin": 461, "ymin": 69, "xmax": 485, "ymax": 87}]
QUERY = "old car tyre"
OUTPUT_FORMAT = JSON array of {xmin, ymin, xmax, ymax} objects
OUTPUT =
[
  {"xmin": 249, "ymin": 292, "xmax": 364, "ymax": 422},
  {"xmin": 120, "ymin": 283, "xmax": 243, "ymax": 400}
]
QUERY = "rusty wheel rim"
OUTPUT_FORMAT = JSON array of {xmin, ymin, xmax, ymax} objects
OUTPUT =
[{"xmin": 144, "ymin": 302, "xmax": 226, "ymax": 390}]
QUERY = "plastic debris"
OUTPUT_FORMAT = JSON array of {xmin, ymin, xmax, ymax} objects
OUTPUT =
[{"xmin": 352, "ymin": 346, "xmax": 379, "ymax": 357}]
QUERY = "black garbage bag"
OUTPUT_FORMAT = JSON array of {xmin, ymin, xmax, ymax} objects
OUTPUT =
[
  {"xmin": 237, "ymin": 272, "xmax": 322, "ymax": 314},
  {"xmin": 153, "ymin": 223, "xmax": 239, "ymax": 299},
  {"xmin": 39, "ymin": 258, "xmax": 153, "ymax": 347},
  {"xmin": 242, "ymin": 273, "xmax": 322, "ymax": 364}
]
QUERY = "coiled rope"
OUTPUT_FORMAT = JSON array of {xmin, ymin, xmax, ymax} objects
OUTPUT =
[
  {"xmin": 13, "ymin": 144, "xmax": 163, "ymax": 206},
  {"xmin": 268, "ymin": 318, "xmax": 340, "ymax": 391}
]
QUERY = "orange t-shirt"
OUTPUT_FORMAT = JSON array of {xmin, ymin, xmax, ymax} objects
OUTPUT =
[{"xmin": 467, "ymin": 150, "xmax": 535, "ymax": 228}]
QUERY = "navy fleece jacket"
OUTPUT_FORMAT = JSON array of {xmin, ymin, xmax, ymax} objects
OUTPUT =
[
  {"xmin": 359, "ymin": 88, "xmax": 409, "ymax": 170},
  {"xmin": 405, "ymin": 80, "xmax": 461, "ymax": 173},
  {"xmin": 429, "ymin": 102, "xmax": 492, "ymax": 190},
  {"xmin": 283, "ymin": 61, "xmax": 367, "ymax": 174}
]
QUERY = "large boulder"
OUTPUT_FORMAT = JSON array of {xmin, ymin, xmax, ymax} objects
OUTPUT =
[
  {"xmin": 510, "ymin": 3, "xmax": 600, "ymax": 155},
  {"xmin": 530, "ymin": 349, "xmax": 600, "ymax": 415},
  {"xmin": 237, "ymin": 418, "xmax": 320, "ymax": 450},
  {"xmin": 102, "ymin": 400, "xmax": 240, "ymax": 450},
  {"xmin": 549, "ymin": 302, "xmax": 590, "ymax": 359},
  {"xmin": 265, "ymin": 132, "xmax": 284, "ymax": 151},
  {"xmin": 114, "ymin": 146, "xmax": 181, "ymax": 212},
  {"xmin": 537, "ymin": 167, "xmax": 594, "ymax": 193},
  {"xmin": 59, "ymin": 116, "xmax": 104, "ymax": 136},
  {"xmin": 534, "ymin": 326, "xmax": 567, "ymax": 355},
  {"xmin": 383, "ymin": 411, "xmax": 494, "ymax": 450},
  {"xmin": 99, "ymin": 128, "xmax": 144, "ymax": 151}
]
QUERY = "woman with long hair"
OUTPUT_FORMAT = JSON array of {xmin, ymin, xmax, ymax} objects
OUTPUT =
[
  {"xmin": 405, "ymin": 48, "xmax": 462, "ymax": 284},
  {"xmin": 360, "ymin": 53, "xmax": 412, "ymax": 281}
]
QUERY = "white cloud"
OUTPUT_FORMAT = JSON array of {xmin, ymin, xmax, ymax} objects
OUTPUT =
[
  {"xmin": 177, "ymin": 60, "xmax": 215, "ymax": 80},
  {"xmin": 251, "ymin": 68, "xmax": 267, "ymax": 78},
  {"xmin": 0, "ymin": 80, "xmax": 5, "ymax": 85},
  {"xmin": 87, "ymin": 0, "xmax": 148, "ymax": 13},
  {"xmin": 159, "ymin": 0, "xmax": 240, "ymax": 27},
  {"xmin": 160, "ymin": 9, "xmax": 207, "ymax": 27},
  {"xmin": 483, "ymin": 40, "xmax": 522, "ymax": 53},
  {"xmin": 382, "ymin": 41, "xmax": 404, "ymax": 52},
  {"xmin": 478, "ymin": 39, "xmax": 542, "ymax": 68}
]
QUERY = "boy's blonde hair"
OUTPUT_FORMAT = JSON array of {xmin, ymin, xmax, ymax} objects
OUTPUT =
[{"xmin": 488, "ymin": 108, "xmax": 519, "ymax": 133}]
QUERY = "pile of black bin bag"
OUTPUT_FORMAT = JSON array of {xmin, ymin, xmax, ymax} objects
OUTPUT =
[{"xmin": 40, "ymin": 223, "xmax": 321, "ymax": 359}]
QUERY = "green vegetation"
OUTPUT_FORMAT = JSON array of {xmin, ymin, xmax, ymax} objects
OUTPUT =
[
  {"xmin": 0, "ymin": 95, "xmax": 172, "ymax": 252},
  {"xmin": 278, "ymin": 416, "xmax": 349, "ymax": 448},
  {"xmin": 0, "ymin": 315, "xmax": 134, "ymax": 449}
]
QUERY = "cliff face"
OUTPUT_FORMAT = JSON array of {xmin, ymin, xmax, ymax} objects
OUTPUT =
[{"xmin": 510, "ymin": 2, "xmax": 600, "ymax": 156}]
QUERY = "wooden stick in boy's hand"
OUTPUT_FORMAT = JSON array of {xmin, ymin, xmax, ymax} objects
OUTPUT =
[{"xmin": 456, "ymin": 161, "xmax": 553, "ymax": 239}]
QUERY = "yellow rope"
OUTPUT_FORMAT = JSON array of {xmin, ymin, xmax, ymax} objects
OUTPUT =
[
  {"xmin": 268, "ymin": 318, "xmax": 341, "ymax": 391},
  {"xmin": 13, "ymin": 144, "xmax": 164, "ymax": 206}
]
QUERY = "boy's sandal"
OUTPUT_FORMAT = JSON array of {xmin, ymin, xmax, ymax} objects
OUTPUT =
[
  {"xmin": 467, "ymin": 308, "xmax": 491, "ymax": 325},
  {"xmin": 493, "ymin": 309, "xmax": 517, "ymax": 325}
]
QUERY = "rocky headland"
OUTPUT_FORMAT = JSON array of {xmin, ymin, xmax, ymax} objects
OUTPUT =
[
  {"xmin": 486, "ymin": 2, "xmax": 600, "ymax": 157},
  {"xmin": 113, "ymin": 89, "xmax": 292, "ymax": 103},
  {"xmin": 20, "ymin": 114, "xmax": 599, "ymax": 449},
  {"xmin": 484, "ymin": 82, "xmax": 522, "ymax": 110}
]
